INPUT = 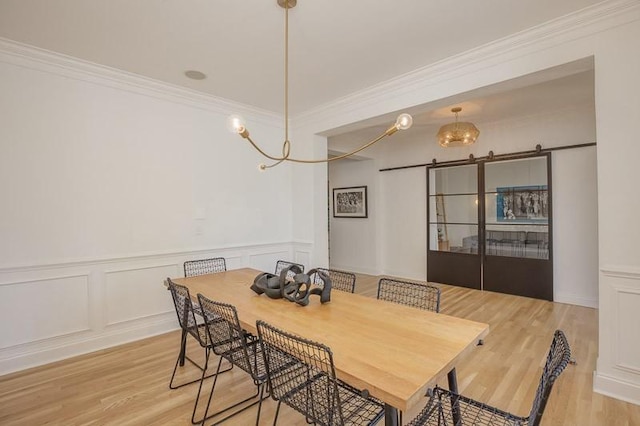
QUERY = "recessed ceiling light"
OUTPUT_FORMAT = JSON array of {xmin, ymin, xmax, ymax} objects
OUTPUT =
[{"xmin": 184, "ymin": 70, "xmax": 206, "ymax": 80}]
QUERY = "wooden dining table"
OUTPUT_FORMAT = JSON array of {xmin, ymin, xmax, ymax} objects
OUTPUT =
[{"xmin": 173, "ymin": 268, "xmax": 489, "ymax": 426}]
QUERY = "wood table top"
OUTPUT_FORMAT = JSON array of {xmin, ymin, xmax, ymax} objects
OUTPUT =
[{"xmin": 174, "ymin": 268, "xmax": 489, "ymax": 412}]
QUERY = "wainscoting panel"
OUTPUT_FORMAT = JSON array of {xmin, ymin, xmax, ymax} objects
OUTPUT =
[
  {"xmin": 0, "ymin": 275, "xmax": 90, "ymax": 349},
  {"xmin": 223, "ymin": 254, "xmax": 244, "ymax": 271},
  {"xmin": 293, "ymin": 243, "xmax": 312, "ymax": 271},
  {"xmin": 105, "ymin": 264, "xmax": 179, "ymax": 326},
  {"xmin": 0, "ymin": 242, "xmax": 309, "ymax": 375},
  {"xmin": 617, "ymin": 288, "xmax": 640, "ymax": 373},
  {"xmin": 249, "ymin": 250, "xmax": 291, "ymax": 273},
  {"xmin": 594, "ymin": 265, "xmax": 640, "ymax": 405}
]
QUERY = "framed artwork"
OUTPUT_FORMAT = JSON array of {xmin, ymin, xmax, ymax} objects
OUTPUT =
[
  {"xmin": 496, "ymin": 185, "xmax": 548, "ymax": 222},
  {"xmin": 333, "ymin": 186, "xmax": 368, "ymax": 218}
]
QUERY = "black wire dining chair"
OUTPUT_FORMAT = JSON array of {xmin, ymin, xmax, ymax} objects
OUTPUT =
[
  {"xmin": 377, "ymin": 278, "xmax": 441, "ymax": 312},
  {"xmin": 166, "ymin": 278, "xmax": 231, "ymax": 391},
  {"xmin": 274, "ymin": 260, "xmax": 305, "ymax": 280},
  {"xmin": 311, "ymin": 267, "xmax": 357, "ymax": 293},
  {"xmin": 184, "ymin": 257, "xmax": 227, "ymax": 277},
  {"xmin": 256, "ymin": 320, "xmax": 385, "ymax": 426},
  {"xmin": 195, "ymin": 294, "xmax": 270, "ymax": 426},
  {"xmin": 406, "ymin": 330, "xmax": 572, "ymax": 426}
]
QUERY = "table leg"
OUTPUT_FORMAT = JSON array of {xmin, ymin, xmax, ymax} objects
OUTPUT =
[
  {"xmin": 178, "ymin": 328, "xmax": 187, "ymax": 366},
  {"xmin": 384, "ymin": 404, "xmax": 399, "ymax": 426},
  {"xmin": 447, "ymin": 367, "xmax": 461, "ymax": 425}
]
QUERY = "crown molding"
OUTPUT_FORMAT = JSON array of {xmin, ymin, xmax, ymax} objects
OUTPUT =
[
  {"xmin": 1, "ymin": 0, "xmax": 637, "ymax": 133},
  {"xmin": 293, "ymin": 0, "xmax": 640, "ymax": 132},
  {"xmin": 0, "ymin": 37, "xmax": 281, "ymax": 127}
]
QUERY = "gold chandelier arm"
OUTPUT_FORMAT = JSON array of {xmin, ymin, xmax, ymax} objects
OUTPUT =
[
  {"xmin": 285, "ymin": 125, "xmax": 395, "ymax": 164},
  {"xmin": 231, "ymin": 1, "xmax": 413, "ymax": 170},
  {"xmin": 261, "ymin": 157, "xmax": 288, "ymax": 170},
  {"xmin": 244, "ymin": 135, "xmax": 291, "ymax": 162}
]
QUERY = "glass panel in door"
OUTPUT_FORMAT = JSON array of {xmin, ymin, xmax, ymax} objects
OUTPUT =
[
  {"xmin": 483, "ymin": 156, "xmax": 553, "ymax": 300},
  {"xmin": 427, "ymin": 164, "xmax": 481, "ymax": 290}
]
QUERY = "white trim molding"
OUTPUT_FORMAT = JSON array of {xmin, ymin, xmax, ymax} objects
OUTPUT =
[
  {"xmin": 0, "ymin": 241, "xmax": 305, "ymax": 375},
  {"xmin": 0, "ymin": 37, "xmax": 281, "ymax": 128},
  {"xmin": 294, "ymin": 0, "xmax": 640, "ymax": 133},
  {"xmin": 601, "ymin": 265, "xmax": 640, "ymax": 281},
  {"xmin": 595, "ymin": 264, "xmax": 640, "ymax": 405},
  {"xmin": 593, "ymin": 371, "xmax": 640, "ymax": 406},
  {"xmin": 554, "ymin": 292, "xmax": 598, "ymax": 309}
]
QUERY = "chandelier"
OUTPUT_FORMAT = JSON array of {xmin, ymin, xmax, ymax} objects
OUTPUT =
[
  {"xmin": 228, "ymin": 0, "xmax": 413, "ymax": 170},
  {"xmin": 436, "ymin": 107, "xmax": 479, "ymax": 147}
]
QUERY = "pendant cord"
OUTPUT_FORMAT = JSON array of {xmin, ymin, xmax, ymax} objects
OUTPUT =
[
  {"xmin": 284, "ymin": 2, "xmax": 289, "ymax": 144},
  {"xmin": 235, "ymin": 0, "xmax": 412, "ymax": 170}
]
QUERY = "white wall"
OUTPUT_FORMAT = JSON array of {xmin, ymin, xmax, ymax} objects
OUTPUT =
[
  {"xmin": 328, "ymin": 159, "xmax": 378, "ymax": 275},
  {"xmin": 592, "ymin": 15, "xmax": 640, "ymax": 405},
  {"xmin": 2, "ymin": 0, "xmax": 639, "ymax": 406},
  {"xmin": 552, "ymin": 147, "xmax": 599, "ymax": 307},
  {"xmin": 293, "ymin": 2, "xmax": 640, "ymax": 404},
  {"xmin": 0, "ymin": 41, "xmax": 311, "ymax": 374},
  {"xmin": 379, "ymin": 167, "xmax": 427, "ymax": 280},
  {"xmin": 327, "ymin": 104, "xmax": 600, "ymax": 308}
]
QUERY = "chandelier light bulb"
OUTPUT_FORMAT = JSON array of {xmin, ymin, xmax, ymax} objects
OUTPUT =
[
  {"xmin": 227, "ymin": 115, "xmax": 246, "ymax": 134},
  {"xmin": 395, "ymin": 113, "xmax": 413, "ymax": 130}
]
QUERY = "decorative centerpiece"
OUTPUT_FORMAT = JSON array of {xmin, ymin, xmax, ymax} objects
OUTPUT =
[{"xmin": 251, "ymin": 265, "xmax": 332, "ymax": 306}]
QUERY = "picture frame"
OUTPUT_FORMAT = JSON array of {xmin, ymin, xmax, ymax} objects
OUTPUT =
[
  {"xmin": 333, "ymin": 186, "xmax": 368, "ymax": 218},
  {"xmin": 496, "ymin": 185, "xmax": 548, "ymax": 223}
]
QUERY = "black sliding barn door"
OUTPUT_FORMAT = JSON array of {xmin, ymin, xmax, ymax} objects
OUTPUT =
[
  {"xmin": 427, "ymin": 154, "xmax": 553, "ymax": 301},
  {"xmin": 482, "ymin": 155, "xmax": 553, "ymax": 300}
]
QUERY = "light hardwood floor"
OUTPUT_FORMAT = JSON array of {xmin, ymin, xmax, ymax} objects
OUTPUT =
[{"xmin": 1, "ymin": 274, "xmax": 639, "ymax": 425}]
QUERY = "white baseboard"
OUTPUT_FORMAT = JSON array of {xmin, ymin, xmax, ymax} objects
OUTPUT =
[
  {"xmin": 593, "ymin": 371, "xmax": 640, "ymax": 406},
  {"xmin": 0, "ymin": 314, "xmax": 177, "ymax": 376},
  {"xmin": 0, "ymin": 241, "xmax": 304, "ymax": 376},
  {"xmin": 554, "ymin": 292, "xmax": 598, "ymax": 308},
  {"xmin": 382, "ymin": 269, "xmax": 427, "ymax": 282},
  {"xmin": 329, "ymin": 263, "xmax": 380, "ymax": 276}
]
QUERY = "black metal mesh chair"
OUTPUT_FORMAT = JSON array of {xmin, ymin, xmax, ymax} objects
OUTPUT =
[
  {"xmin": 184, "ymin": 257, "xmax": 227, "ymax": 277},
  {"xmin": 275, "ymin": 260, "xmax": 305, "ymax": 280},
  {"xmin": 195, "ymin": 294, "xmax": 270, "ymax": 425},
  {"xmin": 311, "ymin": 267, "xmax": 356, "ymax": 293},
  {"xmin": 377, "ymin": 278, "xmax": 441, "ymax": 312},
  {"xmin": 256, "ymin": 320, "xmax": 385, "ymax": 426},
  {"xmin": 166, "ymin": 278, "xmax": 231, "ymax": 391},
  {"xmin": 406, "ymin": 330, "xmax": 572, "ymax": 426}
]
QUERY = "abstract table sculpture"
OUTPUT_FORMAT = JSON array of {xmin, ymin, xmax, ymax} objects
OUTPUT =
[{"xmin": 251, "ymin": 265, "xmax": 332, "ymax": 306}]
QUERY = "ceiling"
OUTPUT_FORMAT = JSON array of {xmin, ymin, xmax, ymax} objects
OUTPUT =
[
  {"xmin": 324, "ymin": 57, "xmax": 595, "ymax": 141},
  {"xmin": 0, "ymin": 0, "xmax": 602, "ymax": 115}
]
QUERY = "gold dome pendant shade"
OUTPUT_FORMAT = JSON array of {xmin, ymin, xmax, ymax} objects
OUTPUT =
[{"xmin": 437, "ymin": 107, "xmax": 480, "ymax": 147}]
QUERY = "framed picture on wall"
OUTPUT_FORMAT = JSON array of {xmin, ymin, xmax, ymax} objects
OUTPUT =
[
  {"xmin": 496, "ymin": 185, "xmax": 548, "ymax": 222},
  {"xmin": 333, "ymin": 186, "xmax": 368, "ymax": 218}
]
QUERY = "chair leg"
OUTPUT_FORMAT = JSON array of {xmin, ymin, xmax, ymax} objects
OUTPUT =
[
  {"xmin": 207, "ymin": 382, "xmax": 268, "ymax": 425},
  {"xmin": 169, "ymin": 346, "xmax": 185, "ymax": 389},
  {"xmin": 201, "ymin": 383, "xmax": 268, "ymax": 426},
  {"xmin": 192, "ymin": 353, "xmax": 220, "ymax": 424},
  {"xmin": 255, "ymin": 384, "xmax": 265, "ymax": 426},
  {"xmin": 194, "ymin": 361, "xmax": 266, "ymax": 425},
  {"xmin": 272, "ymin": 401, "xmax": 282, "ymax": 426},
  {"xmin": 170, "ymin": 339, "xmax": 233, "ymax": 390}
]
